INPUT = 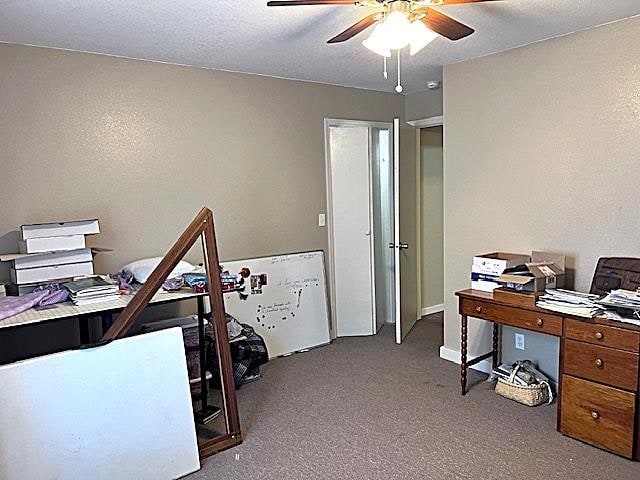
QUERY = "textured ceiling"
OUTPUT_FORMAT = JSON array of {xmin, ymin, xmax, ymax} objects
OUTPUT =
[{"xmin": 0, "ymin": 0, "xmax": 639, "ymax": 94}]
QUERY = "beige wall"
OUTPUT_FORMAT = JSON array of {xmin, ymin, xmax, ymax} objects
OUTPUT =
[
  {"xmin": 0, "ymin": 43, "xmax": 403, "ymax": 361},
  {"xmin": 420, "ymin": 126, "xmax": 443, "ymax": 311},
  {"xmin": 0, "ymin": 43, "xmax": 404, "ymax": 280},
  {"xmin": 405, "ymin": 89, "xmax": 443, "ymax": 122},
  {"xmin": 442, "ymin": 16, "xmax": 640, "ymax": 380}
]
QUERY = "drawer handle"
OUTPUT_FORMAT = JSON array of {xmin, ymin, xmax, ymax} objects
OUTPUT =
[
  {"xmin": 475, "ymin": 306, "xmax": 482, "ymax": 314},
  {"xmin": 591, "ymin": 411, "xmax": 600, "ymax": 420},
  {"xmin": 536, "ymin": 318, "xmax": 544, "ymax": 327},
  {"xmin": 594, "ymin": 331, "xmax": 604, "ymax": 340},
  {"xmin": 595, "ymin": 358, "xmax": 604, "ymax": 368}
]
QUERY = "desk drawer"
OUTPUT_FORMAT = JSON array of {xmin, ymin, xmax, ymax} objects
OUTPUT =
[
  {"xmin": 460, "ymin": 298, "xmax": 562, "ymax": 336},
  {"xmin": 560, "ymin": 375, "xmax": 636, "ymax": 458},
  {"xmin": 563, "ymin": 339, "xmax": 639, "ymax": 391},
  {"xmin": 565, "ymin": 319, "xmax": 640, "ymax": 353}
]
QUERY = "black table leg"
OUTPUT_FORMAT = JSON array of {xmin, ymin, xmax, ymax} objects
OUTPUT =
[
  {"xmin": 78, "ymin": 315, "xmax": 90, "ymax": 344},
  {"xmin": 194, "ymin": 295, "xmax": 220, "ymax": 424},
  {"xmin": 101, "ymin": 312, "xmax": 114, "ymax": 336}
]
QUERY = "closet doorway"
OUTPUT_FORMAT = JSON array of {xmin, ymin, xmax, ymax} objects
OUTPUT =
[
  {"xmin": 419, "ymin": 122, "xmax": 444, "ymax": 318},
  {"xmin": 325, "ymin": 118, "xmax": 419, "ymax": 343}
]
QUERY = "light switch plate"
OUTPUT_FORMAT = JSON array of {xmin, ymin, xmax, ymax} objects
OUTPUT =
[
  {"xmin": 515, "ymin": 333, "xmax": 525, "ymax": 350},
  {"xmin": 318, "ymin": 213, "xmax": 326, "ymax": 227}
]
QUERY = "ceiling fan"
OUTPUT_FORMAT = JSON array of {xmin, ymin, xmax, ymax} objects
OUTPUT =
[
  {"xmin": 267, "ymin": 0, "xmax": 498, "ymax": 92},
  {"xmin": 266, "ymin": 0, "xmax": 498, "ymax": 46}
]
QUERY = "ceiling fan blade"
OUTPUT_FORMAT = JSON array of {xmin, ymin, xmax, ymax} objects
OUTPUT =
[
  {"xmin": 417, "ymin": 7, "xmax": 474, "ymax": 40},
  {"xmin": 327, "ymin": 14, "xmax": 379, "ymax": 43},
  {"xmin": 267, "ymin": 0, "xmax": 357, "ymax": 6}
]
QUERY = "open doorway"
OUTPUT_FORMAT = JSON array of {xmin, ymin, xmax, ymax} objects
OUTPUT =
[
  {"xmin": 324, "ymin": 119, "xmax": 395, "ymax": 338},
  {"xmin": 325, "ymin": 118, "xmax": 421, "ymax": 343},
  {"xmin": 419, "ymin": 125, "xmax": 444, "ymax": 318}
]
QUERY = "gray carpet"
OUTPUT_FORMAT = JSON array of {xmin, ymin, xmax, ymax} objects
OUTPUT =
[{"xmin": 189, "ymin": 315, "xmax": 640, "ymax": 479}]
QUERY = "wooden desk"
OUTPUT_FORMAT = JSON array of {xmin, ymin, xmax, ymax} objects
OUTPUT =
[{"xmin": 456, "ymin": 288, "xmax": 640, "ymax": 459}]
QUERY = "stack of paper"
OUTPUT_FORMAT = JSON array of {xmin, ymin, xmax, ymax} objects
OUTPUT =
[
  {"xmin": 599, "ymin": 289, "xmax": 640, "ymax": 310},
  {"xmin": 536, "ymin": 289, "xmax": 602, "ymax": 318},
  {"xmin": 63, "ymin": 276, "xmax": 119, "ymax": 306}
]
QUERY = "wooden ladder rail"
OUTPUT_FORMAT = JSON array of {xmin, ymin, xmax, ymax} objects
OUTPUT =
[{"xmin": 102, "ymin": 207, "xmax": 242, "ymax": 458}]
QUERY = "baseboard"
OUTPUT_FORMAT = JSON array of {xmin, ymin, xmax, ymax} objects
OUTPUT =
[
  {"xmin": 439, "ymin": 346, "xmax": 493, "ymax": 374},
  {"xmin": 421, "ymin": 304, "xmax": 444, "ymax": 317}
]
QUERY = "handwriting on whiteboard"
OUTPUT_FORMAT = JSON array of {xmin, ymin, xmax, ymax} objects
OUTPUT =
[{"xmin": 270, "ymin": 252, "xmax": 318, "ymax": 265}]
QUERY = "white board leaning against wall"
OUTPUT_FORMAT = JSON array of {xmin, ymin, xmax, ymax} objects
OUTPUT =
[
  {"xmin": 222, "ymin": 251, "xmax": 331, "ymax": 358},
  {"xmin": 0, "ymin": 328, "xmax": 200, "ymax": 480}
]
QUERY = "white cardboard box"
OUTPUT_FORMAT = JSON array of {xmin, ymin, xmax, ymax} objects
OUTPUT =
[
  {"xmin": 470, "ymin": 272, "xmax": 500, "ymax": 292},
  {"xmin": 472, "ymin": 252, "xmax": 530, "ymax": 276},
  {"xmin": 10, "ymin": 248, "xmax": 93, "ymax": 270},
  {"xmin": 21, "ymin": 219, "xmax": 99, "ymax": 240},
  {"xmin": 11, "ymin": 261, "xmax": 94, "ymax": 284},
  {"xmin": 471, "ymin": 280, "xmax": 501, "ymax": 292},
  {"xmin": 19, "ymin": 235, "xmax": 86, "ymax": 254}
]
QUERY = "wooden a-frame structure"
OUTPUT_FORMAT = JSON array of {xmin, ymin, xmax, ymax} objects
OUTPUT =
[{"xmin": 102, "ymin": 207, "xmax": 242, "ymax": 458}]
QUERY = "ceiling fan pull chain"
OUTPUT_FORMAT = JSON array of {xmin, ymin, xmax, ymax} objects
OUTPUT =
[
  {"xmin": 395, "ymin": 49, "xmax": 403, "ymax": 93},
  {"xmin": 383, "ymin": 56, "xmax": 388, "ymax": 79}
]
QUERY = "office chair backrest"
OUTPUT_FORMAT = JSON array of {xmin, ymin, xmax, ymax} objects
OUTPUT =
[{"xmin": 590, "ymin": 257, "xmax": 640, "ymax": 295}]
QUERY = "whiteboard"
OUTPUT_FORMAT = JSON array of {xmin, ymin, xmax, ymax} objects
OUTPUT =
[
  {"xmin": 222, "ymin": 251, "xmax": 330, "ymax": 358},
  {"xmin": 0, "ymin": 328, "xmax": 200, "ymax": 480}
]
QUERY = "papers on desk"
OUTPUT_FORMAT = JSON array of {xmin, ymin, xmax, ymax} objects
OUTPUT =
[
  {"xmin": 63, "ymin": 276, "xmax": 120, "ymax": 306},
  {"xmin": 600, "ymin": 310, "xmax": 640, "ymax": 327},
  {"xmin": 536, "ymin": 289, "xmax": 602, "ymax": 318},
  {"xmin": 598, "ymin": 290, "xmax": 640, "ymax": 325},
  {"xmin": 599, "ymin": 289, "xmax": 640, "ymax": 309}
]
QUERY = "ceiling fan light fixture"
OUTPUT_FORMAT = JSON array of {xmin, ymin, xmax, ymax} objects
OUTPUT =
[
  {"xmin": 362, "ymin": 23, "xmax": 392, "ymax": 57},
  {"xmin": 382, "ymin": 11, "xmax": 411, "ymax": 49},
  {"xmin": 408, "ymin": 20, "xmax": 438, "ymax": 56}
]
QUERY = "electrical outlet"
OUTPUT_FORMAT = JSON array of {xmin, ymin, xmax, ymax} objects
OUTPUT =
[{"xmin": 515, "ymin": 333, "xmax": 525, "ymax": 351}]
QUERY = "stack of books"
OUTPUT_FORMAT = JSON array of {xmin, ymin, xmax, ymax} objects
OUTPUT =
[
  {"xmin": 0, "ymin": 219, "xmax": 100, "ymax": 295},
  {"xmin": 63, "ymin": 277, "xmax": 120, "ymax": 306}
]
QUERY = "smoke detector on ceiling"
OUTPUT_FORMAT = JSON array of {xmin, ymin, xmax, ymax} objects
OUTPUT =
[{"xmin": 426, "ymin": 81, "xmax": 441, "ymax": 90}]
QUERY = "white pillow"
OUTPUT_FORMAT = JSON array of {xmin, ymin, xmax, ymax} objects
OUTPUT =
[{"xmin": 121, "ymin": 257, "xmax": 196, "ymax": 284}]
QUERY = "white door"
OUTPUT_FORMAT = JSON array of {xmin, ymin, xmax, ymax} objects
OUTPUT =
[
  {"xmin": 327, "ymin": 124, "xmax": 376, "ymax": 336},
  {"xmin": 393, "ymin": 118, "xmax": 420, "ymax": 343}
]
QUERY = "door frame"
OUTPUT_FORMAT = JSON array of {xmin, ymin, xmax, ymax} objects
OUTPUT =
[
  {"xmin": 411, "ymin": 115, "xmax": 444, "ymax": 321},
  {"xmin": 324, "ymin": 118, "xmax": 393, "ymax": 338}
]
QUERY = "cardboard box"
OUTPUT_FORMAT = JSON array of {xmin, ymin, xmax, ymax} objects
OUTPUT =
[
  {"xmin": 470, "ymin": 272, "xmax": 501, "ymax": 292},
  {"xmin": 21, "ymin": 219, "xmax": 100, "ymax": 240},
  {"xmin": 493, "ymin": 288, "xmax": 542, "ymax": 307},
  {"xmin": 497, "ymin": 251, "xmax": 565, "ymax": 293},
  {"xmin": 10, "ymin": 261, "xmax": 94, "ymax": 285},
  {"xmin": 472, "ymin": 252, "xmax": 531, "ymax": 276},
  {"xmin": 19, "ymin": 235, "xmax": 86, "ymax": 254}
]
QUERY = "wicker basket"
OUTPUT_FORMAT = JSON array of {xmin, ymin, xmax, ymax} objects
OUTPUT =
[{"xmin": 495, "ymin": 377, "xmax": 550, "ymax": 406}]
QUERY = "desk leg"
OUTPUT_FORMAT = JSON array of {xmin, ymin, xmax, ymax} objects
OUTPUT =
[
  {"xmin": 101, "ymin": 312, "xmax": 114, "ymax": 336},
  {"xmin": 492, "ymin": 323, "xmax": 500, "ymax": 369},
  {"xmin": 461, "ymin": 314, "xmax": 468, "ymax": 396},
  {"xmin": 78, "ymin": 315, "xmax": 90, "ymax": 344}
]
